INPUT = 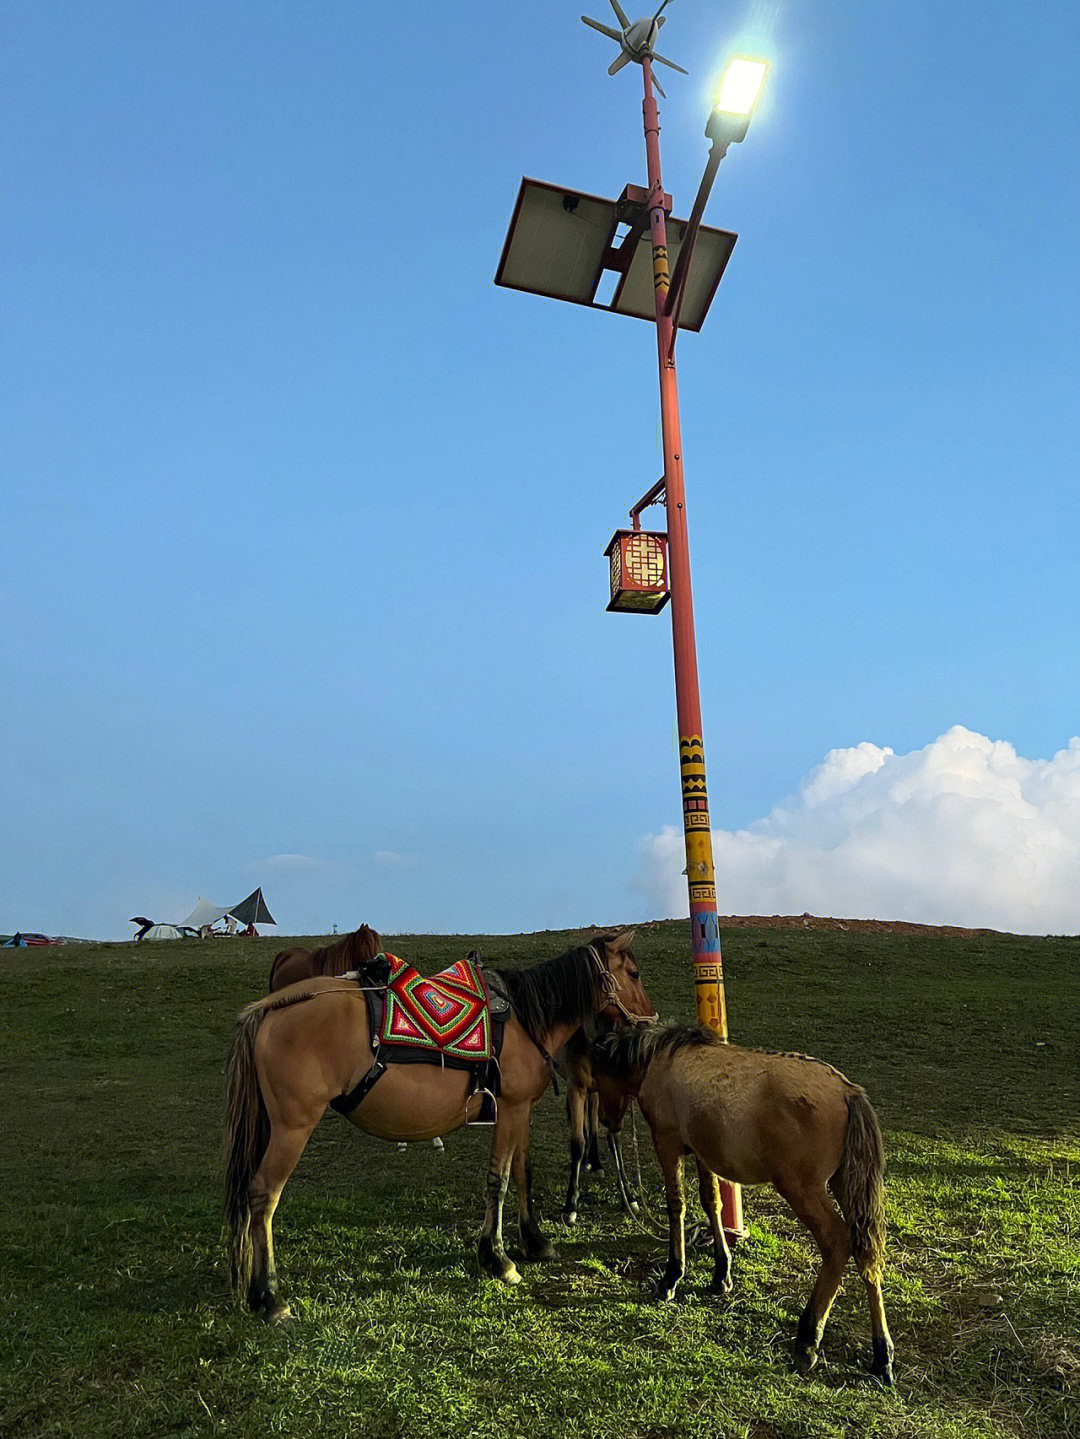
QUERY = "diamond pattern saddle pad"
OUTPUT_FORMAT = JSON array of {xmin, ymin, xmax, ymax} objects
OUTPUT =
[{"xmin": 378, "ymin": 953, "xmax": 493, "ymax": 1062}]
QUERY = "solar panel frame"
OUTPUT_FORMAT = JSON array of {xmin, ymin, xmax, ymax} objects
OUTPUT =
[{"xmin": 495, "ymin": 177, "xmax": 737, "ymax": 333}]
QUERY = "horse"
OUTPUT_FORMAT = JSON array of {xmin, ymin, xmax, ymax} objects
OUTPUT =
[
  {"xmin": 592, "ymin": 1023, "xmax": 895, "ymax": 1384},
  {"xmin": 223, "ymin": 931, "xmax": 653, "ymax": 1320},
  {"xmin": 559, "ymin": 1024, "xmax": 640, "ymax": 1225},
  {"xmin": 267, "ymin": 923, "xmax": 382, "ymax": 991}
]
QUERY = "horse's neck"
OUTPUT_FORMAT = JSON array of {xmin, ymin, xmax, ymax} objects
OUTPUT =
[{"xmin": 538, "ymin": 1015, "xmax": 596, "ymax": 1057}]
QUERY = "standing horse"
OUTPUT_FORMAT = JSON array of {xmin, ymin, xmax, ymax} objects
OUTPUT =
[
  {"xmin": 593, "ymin": 1023, "xmax": 895, "ymax": 1384},
  {"xmin": 267, "ymin": 923, "xmax": 382, "ymax": 991},
  {"xmin": 224, "ymin": 931, "xmax": 653, "ymax": 1320},
  {"xmin": 559, "ymin": 1025, "xmax": 641, "ymax": 1225}
]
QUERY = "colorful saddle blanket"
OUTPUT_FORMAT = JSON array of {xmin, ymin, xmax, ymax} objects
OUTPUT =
[{"xmin": 378, "ymin": 953, "xmax": 495, "ymax": 1062}]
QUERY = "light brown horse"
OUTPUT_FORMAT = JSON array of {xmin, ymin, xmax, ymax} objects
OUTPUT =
[
  {"xmin": 593, "ymin": 1023, "xmax": 895, "ymax": 1384},
  {"xmin": 267, "ymin": 923, "xmax": 382, "ymax": 991},
  {"xmin": 224, "ymin": 931, "xmax": 653, "ymax": 1320}
]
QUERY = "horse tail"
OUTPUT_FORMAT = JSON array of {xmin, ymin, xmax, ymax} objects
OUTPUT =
[
  {"xmin": 831, "ymin": 1087, "xmax": 886, "ymax": 1283},
  {"xmin": 223, "ymin": 1007, "xmax": 270, "ymax": 1297}
]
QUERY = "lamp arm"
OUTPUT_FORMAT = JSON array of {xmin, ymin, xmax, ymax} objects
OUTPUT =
[{"xmin": 664, "ymin": 140, "xmax": 728, "ymax": 354}]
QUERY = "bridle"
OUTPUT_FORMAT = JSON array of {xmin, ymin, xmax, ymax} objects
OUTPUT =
[{"xmin": 586, "ymin": 944, "xmax": 658, "ymax": 1026}]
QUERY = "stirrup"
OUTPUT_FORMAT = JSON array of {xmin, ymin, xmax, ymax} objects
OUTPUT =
[{"xmin": 467, "ymin": 1088, "xmax": 498, "ymax": 1126}]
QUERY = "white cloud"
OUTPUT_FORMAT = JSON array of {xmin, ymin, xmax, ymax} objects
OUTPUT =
[
  {"xmin": 634, "ymin": 728, "xmax": 1080, "ymax": 933},
  {"xmin": 372, "ymin": 850, "xmax": 417, "ymax": 868},
  {"xmin": 259, "ymin": 853, "xmax": 331, "ymax": 874}
]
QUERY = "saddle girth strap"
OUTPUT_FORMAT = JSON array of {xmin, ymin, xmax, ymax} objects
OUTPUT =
[{"xmin": 328, "ymin": 1053, "xmax": 387, "ymax": 1116}]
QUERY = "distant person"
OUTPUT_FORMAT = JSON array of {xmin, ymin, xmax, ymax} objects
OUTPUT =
[
  {"xmin": 225, "ymin": 914, "xmax": 237, "ymax": 936},
  {"xmin": 243, "ymin": 922, "xmax": 258, "ymax": 938}
]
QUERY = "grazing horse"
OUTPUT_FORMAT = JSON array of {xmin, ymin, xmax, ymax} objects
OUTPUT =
[
  {"xmin": 593, "ymin": 1023, "xmax": 895, "ymax": 1384},
  {"xmin": 224, "ymin": 931, "xmax": 653, "ymax": 1320},
  {"xmin": 267, "ymin": 923, "xmax": 382, "ymax": 991}
]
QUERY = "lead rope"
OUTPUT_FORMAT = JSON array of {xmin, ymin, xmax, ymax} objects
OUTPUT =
[{"xmin": 623, "ymin": 1103, "xmax": 668, "ymax": 1240}]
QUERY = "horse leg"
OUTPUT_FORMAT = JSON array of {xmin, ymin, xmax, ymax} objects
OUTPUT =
[
  {"xmin": 584, "ymin": 1091, "xmax": 604, "ymax": 1172},
  {"xmin": 653, "ymin": 1130, "xmax": 687, "ymax": 1302},
  {"xmin": 780, "ymin": 1181, "xmax": 853, "ymax": 1375},
  {"xmin": 562, "ymin": 1081, "xmax": 587, "ymax": 1225},
  {"xmin": 247, "ymin": 1122, "xmax": 317, "ymax": 1321},
  {"xmin": 512, "ymin": 1114, "xmax": 555, "ymax": 1262},
  {"xmin": 606, "ymin": 1120, "xmax": 639, "ymax": 1216},
  {"xmin": 477, "ymin": 1105, "xmax": 522, "ymax": 1285},
  {"xmin": 696, "ymin": 1161, "xmax": 733, "ymax": 1296},
  {"xmin": 862, "ymin": 1272, "xmax": 895, "ymax": 1384}
]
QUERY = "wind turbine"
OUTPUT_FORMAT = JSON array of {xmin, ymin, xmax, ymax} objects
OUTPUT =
[{"xmin": 580, "ymin": 0, "xmax": 688, "ymax": 98}]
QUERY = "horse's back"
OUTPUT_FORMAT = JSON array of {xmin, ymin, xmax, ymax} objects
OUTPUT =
[{"xmin": 646, "ymin": 1043, "xmax": 852, "ymax": 1186}]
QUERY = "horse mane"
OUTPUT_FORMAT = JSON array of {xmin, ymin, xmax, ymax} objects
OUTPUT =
[
  {"xmin": 596, "ymin": 1020, "xmax": 721, "ymax": 1076},
  {"xmin": 495, "ymin": 935, "xmax": 616, "ymax": 1044},
  {"xmin": 309, "ymin": 923, "xmax": 382, "ymax": 977}
]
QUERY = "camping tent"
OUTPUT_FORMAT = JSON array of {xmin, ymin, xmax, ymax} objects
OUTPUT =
[
  {"xmin": 141, "ymin": 924, "xmax": 191, "ymax": 941},
  {"xmin": 230, "ymin": 888, "xmax": 275, "ymax": 927},
  {"xmin": 179, "ymin": 897, "xmax": 234, "ymax": 931}
]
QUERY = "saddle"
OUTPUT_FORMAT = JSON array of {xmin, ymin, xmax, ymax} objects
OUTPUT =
[{"xmin": 328, "ymin": 952, "xmax": 512, "ymax": 1123}]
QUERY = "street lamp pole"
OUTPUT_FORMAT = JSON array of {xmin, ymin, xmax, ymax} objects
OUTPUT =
[{"xmin": 641, "ymin": 56, "xmax": 742, "ymax": 1239}]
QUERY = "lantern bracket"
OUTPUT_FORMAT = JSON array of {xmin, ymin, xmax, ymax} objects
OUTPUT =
[{"xmin": 630, "ymin": 477, "xmax": 668, "ymax": 531}]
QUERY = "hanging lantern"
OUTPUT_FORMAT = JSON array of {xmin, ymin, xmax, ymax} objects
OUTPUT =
[{"xmin": 605, "ymin": 528, "xmax": 670, "ymax": 613}]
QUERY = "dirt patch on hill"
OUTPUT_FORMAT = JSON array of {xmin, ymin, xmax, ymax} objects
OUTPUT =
[{"xmin": 715, "ymin": 913, "xmax": 1001, "ymax": 938}]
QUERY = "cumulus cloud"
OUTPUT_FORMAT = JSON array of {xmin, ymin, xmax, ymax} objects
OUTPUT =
[{"xmin": 634, "ymin": 728, "xmax": 1080, "ymax": 934}]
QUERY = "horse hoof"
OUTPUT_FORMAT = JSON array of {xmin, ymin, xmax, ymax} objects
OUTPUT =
[
  {"xmin": 561, "ymin": 1210, "xmax": 578, "ymax": 1227},
  {"xmin": 530, "ymin": 1240, "xmax": 556, "ymax": 1262},
  {"xmin": 709, "ymin": 1277, "xmax": 734, "ymax": 1297},
  {"xmin": 628, "ymin": 1201, "xmax": 641, "ymax": 1217},
  {"xmin": 500, "ymin": 1263, "xmax": 521, "ymax": 1286},
  {"xmin": 262, "ymin": 1301, "xmax": 293, "ymax": 1325},
  {"xmin": 652, "ymin": 1282, "xmax": 678, "ymax": 1303},
  {"xmin": 871, "ymin": 1363, "xmax": 895, "ymax": 1387},
  {"xmin": 793, "ymin": 1345, "xmax": 819, "ymax": 1375}
]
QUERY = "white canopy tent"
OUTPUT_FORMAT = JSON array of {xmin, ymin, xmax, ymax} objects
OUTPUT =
[{"xmin": 180, "ymin": 897, "xmax": 236, "ymax": 930}]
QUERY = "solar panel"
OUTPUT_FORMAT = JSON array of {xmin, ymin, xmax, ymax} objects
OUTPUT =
[{"xmin": 495, "ymin": 177, "xmax": 737, "ymax": 333}]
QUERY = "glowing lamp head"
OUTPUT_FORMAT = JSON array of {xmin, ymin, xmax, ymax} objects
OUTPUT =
[{"xmin": 706, "ymin": 56, "xmax": 769, "ymax": 145}]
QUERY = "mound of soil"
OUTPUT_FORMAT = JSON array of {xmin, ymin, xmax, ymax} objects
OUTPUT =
[{"xmin": 716, "ymin": 913, "xmax": 999, "ymax": 938}]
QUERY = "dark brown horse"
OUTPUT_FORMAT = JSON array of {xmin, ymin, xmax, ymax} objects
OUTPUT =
[
  {"xmin": 559, "ymin": 1024, "xmax": 642, "ymax": 1225},
  {"xmin": 224, "ymin": 931, "xmax": 653, "ymax": 1320},
  {"xmin": 593, "ymin": 1023, "xmax": 895, "ymax": 1384},
  {"xmin": 267, "ymin": 923, "xmax": 382, "ymax": 991}
]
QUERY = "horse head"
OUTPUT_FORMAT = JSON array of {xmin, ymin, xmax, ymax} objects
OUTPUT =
[
  {"xmin": 589, "ymin": 930, "xmax": 657, "ymax": 1026},
  {"xmin": 344, "ymin": 923, "xmax": 383, "ymax": 968}
]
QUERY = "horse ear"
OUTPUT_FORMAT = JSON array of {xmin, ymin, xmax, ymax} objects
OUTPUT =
[{"xmin": 612, "ymin": 928, "xmax": 636, "ymax": 951}]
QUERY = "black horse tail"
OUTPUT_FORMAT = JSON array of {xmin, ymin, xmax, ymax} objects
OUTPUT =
[
  {"xmin": 831, "ymin": 1087, "xmax": 887, "ymax": 1283},
  {"xmin": 223, "ymin": 1006, "xmax": 270, "ymax": 1298}
]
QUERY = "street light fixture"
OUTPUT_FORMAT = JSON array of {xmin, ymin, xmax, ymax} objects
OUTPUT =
[
  {"xmin": 707, "ymin": 56, "xmax": 770, "ymax": 145},
  {"xmin": 666, "ymin": 55, "xmax": 768, "ymax": 343}
]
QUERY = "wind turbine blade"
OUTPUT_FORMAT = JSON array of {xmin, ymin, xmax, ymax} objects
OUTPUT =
[
  {"xmin": 608, "ymin": 51, "xmax": 632, "ymax": 76},
  {"xmin": 581, "ymin": 15, "xmax": 622, "ymax": 42},
  {"xmin": 608, "ymin": 0, "xmax": 631, "ymax": 28},
  {"xmin": 651, "ymin": 70, "xmax": 667, "ymax": 98},
  {"xmin": 653, "ymin": 51, "xmax": 689, "ymax": 75}
]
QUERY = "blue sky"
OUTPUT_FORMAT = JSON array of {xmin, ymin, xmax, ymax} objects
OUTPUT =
[{"xmin": 4, "ymin": 1, "xmax": 1078, "ymax": 940}]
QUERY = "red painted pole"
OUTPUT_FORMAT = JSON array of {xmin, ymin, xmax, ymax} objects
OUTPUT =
[{"xmin": 641, "ymin": 58, "xmax": 742, "ymax": 1238}]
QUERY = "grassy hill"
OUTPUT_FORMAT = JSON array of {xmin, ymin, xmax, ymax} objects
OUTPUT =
[{"xmin": 1, "ymin": 921, "xmax": 1077, "ymax": 1438}]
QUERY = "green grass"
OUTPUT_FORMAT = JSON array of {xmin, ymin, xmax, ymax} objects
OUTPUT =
[{"xmin": 1, "ymin": 923, "xmax": 1078, "ymax": 1438}]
